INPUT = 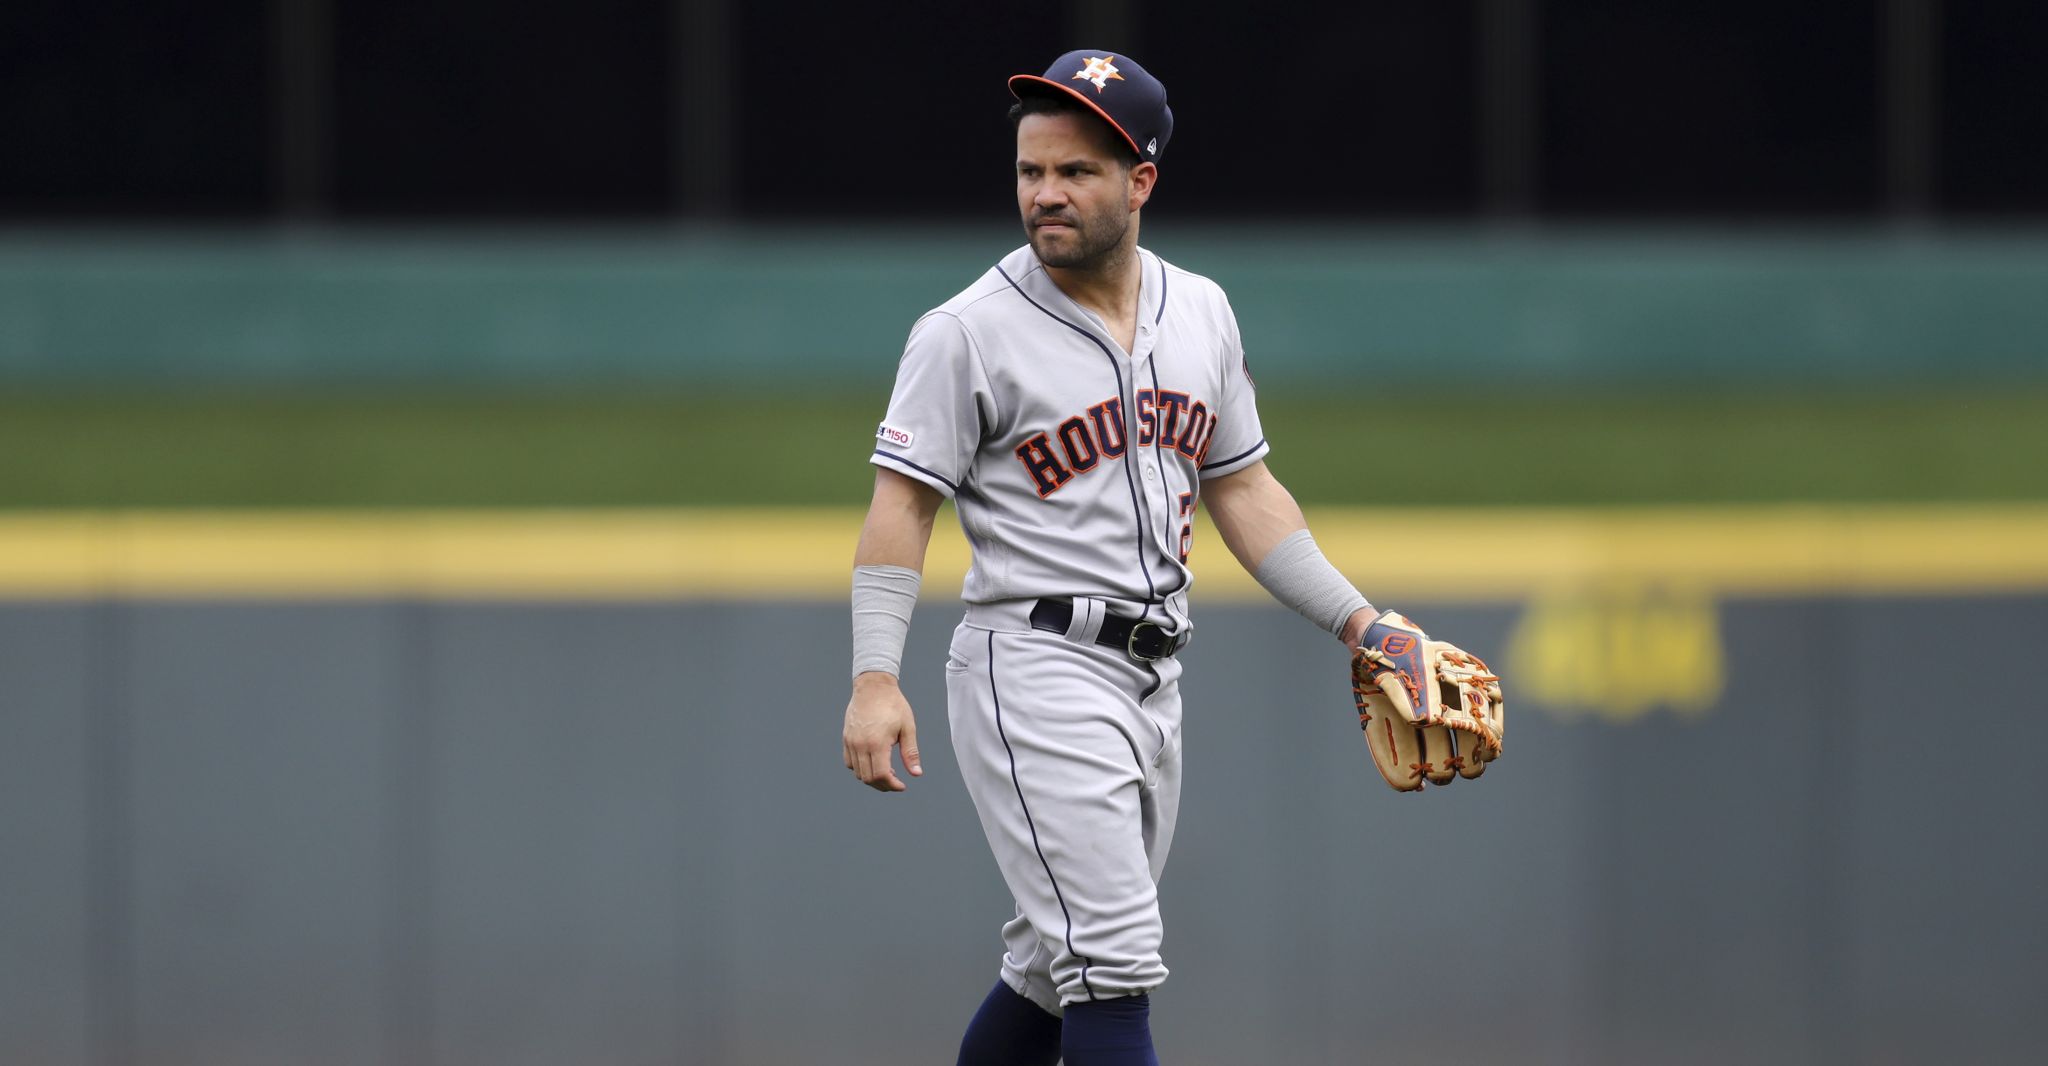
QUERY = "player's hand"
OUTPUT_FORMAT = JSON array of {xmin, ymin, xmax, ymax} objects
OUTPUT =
[
  {"xmin": 843, "ymin": 672, "xmax": 923, "ymax": 792},
  {"xmin": 1339, "ymin": 605, "xmax": 1382, "ymax": 650}
]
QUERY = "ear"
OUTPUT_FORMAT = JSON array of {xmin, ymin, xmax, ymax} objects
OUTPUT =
[{"xmin": 1127, "ymin": 161, "xmax": 1158, "ymax": 212}]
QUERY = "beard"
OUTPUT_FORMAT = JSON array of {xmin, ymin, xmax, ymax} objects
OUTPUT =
[{"xmin": 1024, "ymin": 201, "xmax": 1131, "ymax": 270}]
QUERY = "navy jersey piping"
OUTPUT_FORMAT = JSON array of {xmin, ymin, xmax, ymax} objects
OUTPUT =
[
  {"xmin": 994, "ymin": 262, "xmax": 1161, "ymax": 614},
  {"xmin": 1141, "ymin": 261, "xmax": 1187, "ymax": 598},
  {"xmin": 1199, "ymin": 439, "xmax": 1268, "ymax": 473},
  {"xmin": 988, "ymin": 630, "xmax": 1098, "ymax": 1001},
  {"xmin": 872, "ymin": 449, "xmax": 960, "ymax": 495}
]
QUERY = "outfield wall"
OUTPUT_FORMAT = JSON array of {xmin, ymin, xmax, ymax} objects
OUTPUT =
[
  {"xmin": 3, "ymin": 509, "xmax": 2045, "ymax": 1066},
  {"xmin": 4, "ymin": 228, "xmax": 2046, "ymax": 388},
  {"xmin": 3, "ymin": 596, "xmax": 2043, "ymax": 1066}
]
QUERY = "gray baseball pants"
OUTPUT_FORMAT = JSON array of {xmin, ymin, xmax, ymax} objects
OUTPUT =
[{"xmin": 946, "ymin": 600, "xmax": 1185, "ymax": 1013}]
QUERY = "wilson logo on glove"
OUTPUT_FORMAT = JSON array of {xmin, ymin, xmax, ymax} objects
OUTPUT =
[{"xmin": 1351, "ymin": 612, "xmax": 1506, "ymax": 792}]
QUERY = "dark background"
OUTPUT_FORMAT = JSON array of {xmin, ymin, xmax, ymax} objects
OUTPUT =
[{"xmin": 3, "ymin": 0, "xmax": 2041, "ymax": 221}]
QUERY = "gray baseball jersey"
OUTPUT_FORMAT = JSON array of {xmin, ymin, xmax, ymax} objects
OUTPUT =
[
  {"xmin": 872, "ymin": 242, "xmax": 1267, "ymax": 1010},
  {"xmin": 871, "ymin": 243, "xmax": 1269, "ymax": 636}
]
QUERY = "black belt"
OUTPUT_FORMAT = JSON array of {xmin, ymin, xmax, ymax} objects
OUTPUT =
[{"xmin": 1029, "ymin": 599, "xmax": 1184, "ymax": 662}]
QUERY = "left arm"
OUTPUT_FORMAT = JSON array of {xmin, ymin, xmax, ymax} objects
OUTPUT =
[
  {"xmin": 1202, "ymin": 460, "xmax": 1378, "ymax": 647},
  {"xmin": 1201, "ymin": 459, "xmax": 1306, "ymax": 571}
]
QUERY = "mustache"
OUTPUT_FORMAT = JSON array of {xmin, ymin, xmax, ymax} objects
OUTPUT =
[{"xmin": 1030, "ymin": 210, "xmax": 1078, "ymax": 227}]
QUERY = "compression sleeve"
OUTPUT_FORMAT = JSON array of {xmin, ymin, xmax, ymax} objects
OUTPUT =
[
  {"xmin": 1253, "ymin": 529, "xmax": 1373, "ymax": 639},
  {"xmin": 851, "ymin": 564, "xmax": 922, "ymax": 679}
]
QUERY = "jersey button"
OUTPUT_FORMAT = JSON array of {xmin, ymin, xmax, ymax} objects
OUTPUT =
[{"xmin": 1142, "ymin": 465, "xmax": 1157, "ymax": 481}]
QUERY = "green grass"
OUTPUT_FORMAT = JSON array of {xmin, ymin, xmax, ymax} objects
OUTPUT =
[{"xmin": 1, "ymin": 388, "xmax": 2043, "ymax": 508}]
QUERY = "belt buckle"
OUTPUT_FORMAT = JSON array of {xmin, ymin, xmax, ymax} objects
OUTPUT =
[{"xmin": 1126, "ymin": 621, "xmax": 1167, "ymax": 662}]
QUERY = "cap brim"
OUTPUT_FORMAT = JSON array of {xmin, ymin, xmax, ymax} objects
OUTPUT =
[{"xmin": 1007, "ymin": 74, "xmax": 1145, "ymax": 161}]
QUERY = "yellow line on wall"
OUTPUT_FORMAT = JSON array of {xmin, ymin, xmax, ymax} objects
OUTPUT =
[{"xmin": 0, "ymin": 505, "xmax": 2044, "ymax": 601}]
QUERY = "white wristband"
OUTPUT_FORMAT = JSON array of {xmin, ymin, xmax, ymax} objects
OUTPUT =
[
  {"xmin": 851, "ymin": 564, "xmax": 921, "ymax": 679},
  {"xmin": 1253, "ymin": 529, "xmax": 1373, "ymax": 638}
]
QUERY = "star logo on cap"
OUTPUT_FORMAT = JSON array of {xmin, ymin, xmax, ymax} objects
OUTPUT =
[{"xmin": 1071, "ymin": 56, "xmax": 1124, "ymax": 93}]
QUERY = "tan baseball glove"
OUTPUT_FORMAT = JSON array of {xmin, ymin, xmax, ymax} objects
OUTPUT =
[{"xmin": 1351, "ymin": 611, "xmax": 1506, "ymax": 791}]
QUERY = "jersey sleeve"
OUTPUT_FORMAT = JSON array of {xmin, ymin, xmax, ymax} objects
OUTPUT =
[
  {"xmin": 869, "ymin": 311, "xmax": 993, "ymax": 498},
  {"xmin": 1197, "ymin": 298, "xmax": 1269, "ymax": 479}
]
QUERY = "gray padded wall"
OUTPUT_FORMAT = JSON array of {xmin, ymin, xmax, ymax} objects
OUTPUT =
[
  {"xmin": 0, "ymin": 606, "xmax": 94, "ymax": 1065},
  {"xmin": 1, "ymin": 595, "xmax": 2043, "ymax": 1066}
]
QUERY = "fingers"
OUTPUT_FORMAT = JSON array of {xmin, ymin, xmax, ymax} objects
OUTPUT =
[
  {"xmin": 864, "ymin": 748, "xmax": 907, "ymax": 792},
  {"xmin": 844, "ymin": 731, "xmax": 907, "ymax": 791},
  {"xmin": 848, "ymin": 740, "xmax": 902, "ymax": 791},
  {"xmin": 843, "ymin": 688, "xmax": 918, "ymax": 792},
  {"xmin": 900, "ymin": 719, "xmax": 922, "ymax": 779}
]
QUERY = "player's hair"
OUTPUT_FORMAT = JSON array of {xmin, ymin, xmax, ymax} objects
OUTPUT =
[{"xmin": 1008, "ymin": 94, "xmax": 1142, "ymax": 170}]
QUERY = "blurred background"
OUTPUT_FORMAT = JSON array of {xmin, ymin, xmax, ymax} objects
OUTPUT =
[{"xmin": 2, "ymin": 1, "xmax": 2045, "ymax": 1064}]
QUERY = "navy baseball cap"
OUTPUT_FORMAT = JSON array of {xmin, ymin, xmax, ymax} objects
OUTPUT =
[{"xmin": 1009, "ymin": 50, "xmax": 1173, "ymax": 164}]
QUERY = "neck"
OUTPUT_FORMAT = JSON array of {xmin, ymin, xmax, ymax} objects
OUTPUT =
[{"xmin": 1044, "ymin": 229, "xmax": 1143, "ymax": 322}]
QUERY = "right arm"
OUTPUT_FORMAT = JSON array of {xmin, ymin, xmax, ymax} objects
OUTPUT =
[{"xmin": 842, "ymin": 467, "xmax": 946, "ymax": 792}]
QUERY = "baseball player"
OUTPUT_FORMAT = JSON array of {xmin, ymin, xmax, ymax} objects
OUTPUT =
[{"xmin": 842, "ymin": 51, "xmax": 1385, "ymax": 1066}]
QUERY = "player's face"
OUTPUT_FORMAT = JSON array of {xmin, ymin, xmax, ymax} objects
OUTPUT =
[{"xmin": 1016, "ymin": 112, "xmax": 1153, "ymax": 270}]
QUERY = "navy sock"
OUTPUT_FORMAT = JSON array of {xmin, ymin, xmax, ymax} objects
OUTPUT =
[
  {"xmin": 1059, "ymin": 994, "xmax": 1158, "ymax": 1066},
  {"xmin": 956, "ymin": 980, "xmax": 1062, "ymax": 1066}
]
